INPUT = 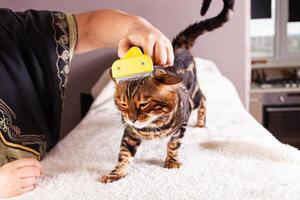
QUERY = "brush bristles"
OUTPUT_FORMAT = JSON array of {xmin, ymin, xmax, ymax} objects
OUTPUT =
[{"xmin": 115, "ymin": 72, "xmax": 152, "ymax": 83}]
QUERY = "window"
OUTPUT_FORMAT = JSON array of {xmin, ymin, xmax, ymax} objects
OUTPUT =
[
  {"xmin": 287, "ymin": 21, "xmax": 300, "ymax": 53},
  {"xmin": 250, "ymin": 0, "xmax": 275, "ymax": 58},
  {"xmin": 251, "ymin": 0, "xmax": 300, "ymax": 62},
  {"xmin": 287, "ymin": 0, "xmax": 300, "ymax": 53}
]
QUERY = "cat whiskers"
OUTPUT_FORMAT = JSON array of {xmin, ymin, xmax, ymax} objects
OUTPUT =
[
  {"xmin": 109, "ymin": 122, "xmax": 124, "ymax": 130},
  {"xmin": 120, "ymin": 118, "xmax": 129, "ymax": 129},
  {"xmin": 106, "ymin": 116, "xmax": 126, "ymax": 129}
]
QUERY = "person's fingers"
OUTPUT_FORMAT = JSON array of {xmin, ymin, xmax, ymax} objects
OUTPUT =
[
  {"xmin": 142, "ymin": 34, "xmax": 155, "ymax": 59},
  {"xmin": 17, "ymin": 166, "xmax": 41, "ymax": 178},
  {"xmin": 165, "ymin": 39, "xmax": 174, "ymax": 66},
  {"xmin": 118, "ymin": 36, "xmax": 155, "ymax": 59},
  {"xmin": 154, "ymin": 40, "xmax": 167, "ymax": 66},
  {"xmin": 5, "ymin": 158, "xmax": 41, "ymax": 170},
  {"xmin": 118, "ymin": 31, "xmax": 173, "ymax": 67},
  {"xmin": 15, "ymin": 185, "xmax": 35, "ymax": 196},
  {"xmin": 20, "ymin": 177, "xmax": 37, "ymax": 188}
]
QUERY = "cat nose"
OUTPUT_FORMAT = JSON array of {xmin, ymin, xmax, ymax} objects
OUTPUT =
[
  {"xmin": 129, "ymin": 111, "xmax": 138, "ymax": 123},
  {"xmin": 130, "ymin": 117, "xmax": 138, "ymax": 123}
]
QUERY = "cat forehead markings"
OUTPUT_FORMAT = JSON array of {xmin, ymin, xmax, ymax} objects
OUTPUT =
[
  {"xmin": 125, "ymin": 79, "xmax": 150, "ymax": 100},
  {"xmin": 125, "ymin": 80, "xmax": 140, "ymax": 99}
]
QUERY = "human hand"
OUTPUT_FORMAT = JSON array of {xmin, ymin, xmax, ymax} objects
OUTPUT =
[
  {"xmin": 118, "ymin": 17, "xmax": 174, "ymax": 66},
  {"xmin": 75, "ymin": 10, "xmax": 174, "ymax": 66},
  {"xmin": 0, "ymin": 158, "xmax": 41, "ymax": 198}
]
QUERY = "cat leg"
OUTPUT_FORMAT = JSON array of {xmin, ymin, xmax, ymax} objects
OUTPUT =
[
  {"xmin": 196, "ymin": 95, "xmax": 206, "ymax": 128},
  {"xmin": 100, "ymin": 132, "xmax": 141, "ymax": 183},
  {"xmin": 164, "ymin": 126, "xmax": 186, "ymax": 169}
]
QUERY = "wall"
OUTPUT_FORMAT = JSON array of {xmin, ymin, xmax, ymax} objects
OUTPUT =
[{"xmin": 0, "ymin": 0, "xmax": 250, "ymax": 137}]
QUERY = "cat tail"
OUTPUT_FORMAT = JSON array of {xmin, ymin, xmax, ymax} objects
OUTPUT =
[
  {"xmin": 200, "ymin": 0, "xmax": 212, "ymax": 16},
  {"xmin": 172, "ymin": 0, "xmax": 234, "ymax": 50}
]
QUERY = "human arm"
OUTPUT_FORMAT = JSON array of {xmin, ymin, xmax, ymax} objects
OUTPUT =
[{"xmin": 74, "ymin": 9, "xmax": 174, "ymax": 66}]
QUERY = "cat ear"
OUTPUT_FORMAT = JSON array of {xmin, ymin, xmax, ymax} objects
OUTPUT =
[{"xmin": 152, "ymin": 69, "xmax": 182, "ymax": 85}]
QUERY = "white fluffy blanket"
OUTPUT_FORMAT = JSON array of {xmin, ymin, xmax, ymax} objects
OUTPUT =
[{"xmin": 10, "ymin": 58, "xmax": 300, "ymax": 200}]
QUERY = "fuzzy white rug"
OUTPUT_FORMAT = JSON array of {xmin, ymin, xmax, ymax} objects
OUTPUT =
[{"xmin": 10, "ymin": 58, "xmax": 300, "ymax": 200}]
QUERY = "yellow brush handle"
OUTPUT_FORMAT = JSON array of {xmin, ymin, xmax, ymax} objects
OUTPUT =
[
  {"xmin": 122, "ymin": 47, "xmax": 143, "ymax": 59},
  {"xmin": 111, "ymin": 47, "xmax": 153, "ymax": 79}
]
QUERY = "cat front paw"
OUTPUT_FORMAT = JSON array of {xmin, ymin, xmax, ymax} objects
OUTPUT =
[
  {"xmin": 164, "ymin": 160, "xmax": 182, "ymax": 169},
  {"xmin": 99, "ymin": 174, "xmax": 124, "ymax": 183}
]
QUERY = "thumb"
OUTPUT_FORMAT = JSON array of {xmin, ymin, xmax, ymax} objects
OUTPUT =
[{"xmin": 118, "ymin": 38, "xmax": 131, "ymax": 58}]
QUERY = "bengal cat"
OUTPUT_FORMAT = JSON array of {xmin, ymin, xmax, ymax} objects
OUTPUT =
[{"xmin": 100, "ymin": 0, "xmax": 234, "ymax": 183}]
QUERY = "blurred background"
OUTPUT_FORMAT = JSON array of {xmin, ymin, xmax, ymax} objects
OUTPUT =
[{"xmin": 250, "ymin": 0, "xmax": 300, "ymax": 148}]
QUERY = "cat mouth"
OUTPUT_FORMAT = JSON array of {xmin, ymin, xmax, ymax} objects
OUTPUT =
[{"xmin": 126, "ymin": 116, "xmax": 162, "ymax": 129}]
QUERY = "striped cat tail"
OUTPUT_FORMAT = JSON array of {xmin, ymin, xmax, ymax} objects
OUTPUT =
[{"xmin": 172, "ymin": 0, "xmax": 234, "ymax": 50}]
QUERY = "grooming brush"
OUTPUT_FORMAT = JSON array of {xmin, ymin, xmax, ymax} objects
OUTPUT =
[{"xmin": 111, "ymin": 47, "xmax": 154, "ymax": 83}]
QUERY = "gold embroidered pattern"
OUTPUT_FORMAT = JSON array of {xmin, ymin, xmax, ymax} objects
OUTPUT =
[
  {"xmin": 0, "ymin": 132, "xmax": 38, "ymax": 167},
  {"xmin": 52, "ymin": 12, "xmax": 77, "ymax": 100},
  {"xmin": 66, "ymin": 14, "xmax": 77, "ymax": 61},
  {"xmin": 0, "ymin": 99, "xmax": 47, "ymax": 166}
]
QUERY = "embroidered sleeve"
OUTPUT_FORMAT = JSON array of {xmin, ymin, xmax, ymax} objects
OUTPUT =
[
  {"xmin": 0, "ymin": 99, "xmax": 43, "ymax": 166},
  {"xmin": 0, "ymin": 10, "xmax": 78, "ymax": 166},
  {"xmin": 66, "ymin": 14, "xmax": 78, "ymax": 61},
  {"xmin": 52, "ymin": 12, "xmax": 78, "ymax": 99}
]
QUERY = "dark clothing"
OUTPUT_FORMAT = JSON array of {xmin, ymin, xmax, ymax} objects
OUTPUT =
[{"xmin": 0, "ymin": 9, "xmax": 77, "ymax": 166}]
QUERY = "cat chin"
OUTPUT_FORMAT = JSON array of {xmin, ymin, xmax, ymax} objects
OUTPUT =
[
  {"xmin": 125, "ymin": 116, "xmax": 160, "ymax": 129},
  {"xmin": 132, "ymin": 120, "xmax": 153, "ymax": 129},
  {"xmin": 132, "ymin": 123, "xmax": 148, "ymax": 129}
]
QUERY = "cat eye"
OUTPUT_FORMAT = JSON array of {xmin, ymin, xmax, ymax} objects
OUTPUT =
[
  {"xmin": 154, "ymin": 105, "xmax": 162, "ymax": 110},
  {"xmin": 139, "ymin": 102, "xmax": 149, "ymax": 109},
  {"xmin": 119, "ymin": 103, "xmax": 127, "ymax": 108}
]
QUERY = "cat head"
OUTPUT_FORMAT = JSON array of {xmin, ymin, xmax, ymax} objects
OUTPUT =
[{"xmin": 112, "ymin": 67, "xmax": 182, "ymax": 129}]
